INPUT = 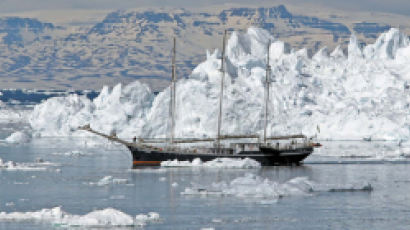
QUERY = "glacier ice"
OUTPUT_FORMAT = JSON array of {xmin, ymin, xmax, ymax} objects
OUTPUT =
[{"xmin": 28, "ymin": 27, "xmax": 410, "ymax": 142}]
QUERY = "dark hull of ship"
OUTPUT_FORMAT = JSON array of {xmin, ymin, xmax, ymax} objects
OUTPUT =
[{"xmin": 127, "ymin": 146, "xmax": 313, "ymax": 167}]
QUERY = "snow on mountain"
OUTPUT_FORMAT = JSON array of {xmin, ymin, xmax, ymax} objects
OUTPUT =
[
  {"xmin": 29, "ymin": 28, "xmax": 410, "ymax": 141},
  {"xmin": 0, "ymin": 17, "xmax": 56, "ymax": 46}
]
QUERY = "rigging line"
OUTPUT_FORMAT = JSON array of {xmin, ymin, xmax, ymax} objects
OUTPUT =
[
  {"xmin": 264, "ymin": 39, "xmax": 271, "ymax": 144},
  {"xmin": 216, "ymin": 29, "xmax": 227, "ymax": 149},
  {"xmin": 169, "ymin": 37, "xmax": 177, "ymax": 145}
]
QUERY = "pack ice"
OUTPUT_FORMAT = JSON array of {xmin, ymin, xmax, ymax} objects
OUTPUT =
[{"xmin": 29, "ymin": 28, "xmax": 410, "ymax": 141}]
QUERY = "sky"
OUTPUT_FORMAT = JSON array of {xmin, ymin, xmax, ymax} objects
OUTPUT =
[{"xmin": 0, "ymin": 0, "xmax": 410, "ymax": 16}]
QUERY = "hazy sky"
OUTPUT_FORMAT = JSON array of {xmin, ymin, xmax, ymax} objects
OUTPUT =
[{"xmin": 0, "ymin": 0, "xmax": 410, "ymax": 15}]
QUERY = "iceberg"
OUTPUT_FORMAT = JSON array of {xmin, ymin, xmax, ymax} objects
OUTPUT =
[{"xmin": 28, "ymin": 28, "xmax": 410, "ymax": 142}]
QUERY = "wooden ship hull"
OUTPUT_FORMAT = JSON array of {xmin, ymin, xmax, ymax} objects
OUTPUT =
[
  {"xmin": 78, "ymin": 126, "xmax": 314, "ymax": 167},
  {"xmin": 128, "ymin": 145, "xmax": 313, "ymax": 166}
]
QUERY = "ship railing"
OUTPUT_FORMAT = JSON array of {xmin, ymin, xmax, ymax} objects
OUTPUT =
[
  {"xmin": 77, "ymin": 125, "xmax": 310, "ymax": 151},
  {"xmin": 258, "ymin": 140, "xmax": 312, "ymax": 149},
  {"xmin": 136, "ymin": 134, "xmax": 306, "ymax": 144}
]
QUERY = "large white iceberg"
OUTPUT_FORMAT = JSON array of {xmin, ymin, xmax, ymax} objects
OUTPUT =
[{"xmin": 28, "ymin": 28, "xmax": 410, "ymax": 141}]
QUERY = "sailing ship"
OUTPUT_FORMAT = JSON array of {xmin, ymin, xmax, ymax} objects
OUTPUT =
[{"xmin": 79, "ymin": 31, "xmax": 320, "ymax": 166}]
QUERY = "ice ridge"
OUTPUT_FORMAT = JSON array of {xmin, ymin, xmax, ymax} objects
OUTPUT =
[{"xmin": 28, "ymin": 28, "xmax": 410, "ymax": 141}]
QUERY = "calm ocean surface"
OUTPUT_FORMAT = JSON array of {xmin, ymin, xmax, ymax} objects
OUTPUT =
[{"xmin": 1, "ymin": 137, "xmax": 410, "ymax": 230}]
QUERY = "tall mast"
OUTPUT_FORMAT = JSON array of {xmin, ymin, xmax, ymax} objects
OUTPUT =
[
  {"xmin": 264, "ymin": 40, "xmax": 271, "ymax": 144},
  {"xmin": 169, "ymin": 37, "xmax": 177, "ymax": 144},
  {"xmin": 217, "ymin": 30, "xmax": 227, "ymax": 148}
]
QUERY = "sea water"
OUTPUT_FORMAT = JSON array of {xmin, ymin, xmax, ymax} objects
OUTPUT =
[
  {"xmin": 0, "ymin": 91, "xmax": 409, "ymax": 229},
  {"xmin": 1, "ymin": 137, "xmax": 410, "ymax": 229}
]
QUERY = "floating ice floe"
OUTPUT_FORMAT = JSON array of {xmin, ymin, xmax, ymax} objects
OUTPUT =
[
  {"xmin": 5, "ymin": 131, "xmax": 31, "ymax": 144},
  {"xmin": 171, "ymin": 182, "xmax": 179, "ymax": 187},
  {"xmin": 182, "ymin": 173, "xmax": 313, "ymax": 200},
  {"xmin": 89, "ymin": 176, "xmax": 129, "ymax": 186},
  {"xmin": 182, "ymin": 173, "xmax": 372, "ymax": 201},
  {"xmin": 161, "ymin": 158, "xmax": 261, "ymax": 168},
  {"xmin": 135, "ymin": 212, "xmax": 160, "ymax": 226},
  {"xmin": 5, "ymin": 202, "xmax": 15, "ymax": 207},
  {"xmin": 0, "ymin": 157, "xmax": 48, "ymax": 171},
  {"xmin": 0, "ymin": 207, "xmax": 160, "ymax": 227},
  {"xmin": 51, "ymin": 150, "xmax": 88, "ymax": 157}
]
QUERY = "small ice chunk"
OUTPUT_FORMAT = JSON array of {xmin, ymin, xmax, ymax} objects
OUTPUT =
[
  {"xmin": 52, "ymin": 150, "xmax": 86, "ymax": 157},
  {"xmin": 64, "ymin": 208, "xmax": 134, "ymax": 226},
  {"xmin": 112, "ymin": 178, "xmax": 129, "ymax": 184},
  {"xmin": 5, "ymin": 131, "xmax": 31, "ymax": 144},
  {"xmin": 90, "ymin": 176, "xmax": 129, "ymax": 186},
  {"xmin": 97, "ymin": 176, "xmax": 113, "ymax": 186},
  {"xmin": 5, "ymin": 202, "xmax": 14, "ymax": 207},
  {"xmin": 212, "ymin": 218, "xmax": 223, "ymax": 223},
  {"xmin": 0, "ymin": 157, "xmax": 47, "ymax": 171},
  {"xmin": 135, "ymin": 212, "xmax": 160, "ymax": 226}
]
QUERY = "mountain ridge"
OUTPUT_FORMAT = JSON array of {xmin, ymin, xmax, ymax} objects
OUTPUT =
[{"xmin": 0, "ymin": 5, "xmax": 404, "ymax": 90}]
